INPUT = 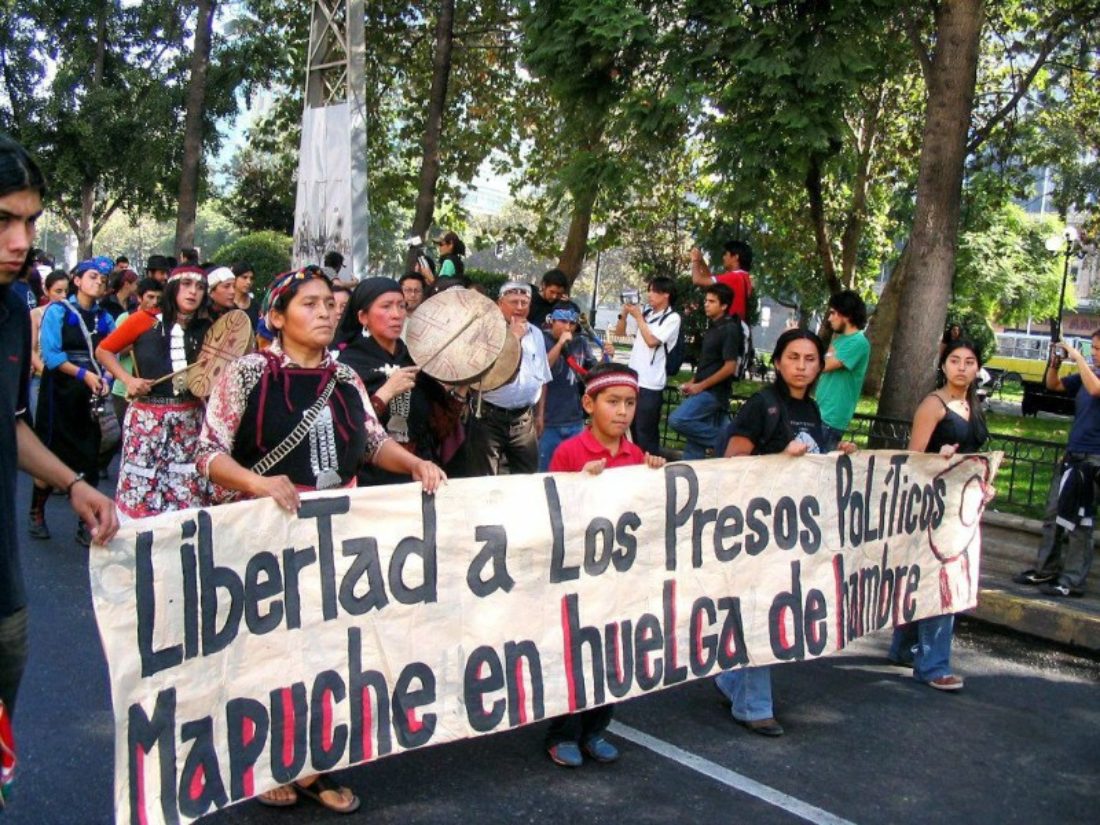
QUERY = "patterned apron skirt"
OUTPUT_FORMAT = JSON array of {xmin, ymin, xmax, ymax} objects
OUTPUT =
[{"xmin": 115, "ymin": 397, "xmax": 212, "ymax": 520}]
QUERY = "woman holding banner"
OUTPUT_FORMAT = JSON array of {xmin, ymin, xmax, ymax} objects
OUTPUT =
[
  {"xmin": 887, "ymin": 338, "xmax": 988, "ymax": 691},
  {"xmin": 195, "ymin": 265, "xmax": 445, "ymax": 814},
  {"xmin": 717, "ymin": 328, "xmax": 856, "ymax": 736}
]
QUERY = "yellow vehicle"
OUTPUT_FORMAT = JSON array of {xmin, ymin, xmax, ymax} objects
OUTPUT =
[{"xmin": 986, "ymin": 332, "xmax": 1092, "ymax": 416}]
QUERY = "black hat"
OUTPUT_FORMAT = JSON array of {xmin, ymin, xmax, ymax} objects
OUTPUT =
[{"xmin": 146, "ymin": 254, "xmax": 171, "ymax": 272}]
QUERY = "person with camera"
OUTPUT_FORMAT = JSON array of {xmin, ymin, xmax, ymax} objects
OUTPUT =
[
  {"xmin": 1013, "ymin": 333, "xmax": 1100, "ymax": 598},
  {"xmin": 31, "ymin": 257, "xmax": 116, "ymax": 545},
  {"xmin": 690, "ymin": 240, "xmax": 754, "ymax": 321},
  {"xmin": 612, "ymin": 277, "xmax": 680, "ymax": 455}
]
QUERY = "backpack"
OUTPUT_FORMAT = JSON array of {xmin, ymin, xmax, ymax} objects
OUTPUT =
[{"xmin": 648, "ymin": 308, "xmax": 683, "ymax": 376}]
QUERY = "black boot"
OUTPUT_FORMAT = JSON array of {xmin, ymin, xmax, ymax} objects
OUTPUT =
[{"xmin": 28, "ymin": 484, "xmax": 51, "ymax": 540}]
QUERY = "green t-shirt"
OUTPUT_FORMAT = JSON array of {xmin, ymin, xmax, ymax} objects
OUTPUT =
[
  {"xmin": 110, "ymin": 311, "xmax": 135, "ymax": 399},
  {"xmin": 816, "ymin": 330, "xmax": 869, "ymax": 431}
]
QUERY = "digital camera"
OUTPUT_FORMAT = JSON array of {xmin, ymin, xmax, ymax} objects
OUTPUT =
[{"xmin": 620, "ymin": 288, "xmax": 640, "ymax": 305}]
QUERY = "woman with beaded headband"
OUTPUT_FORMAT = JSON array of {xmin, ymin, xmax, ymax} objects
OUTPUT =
[
  {"xmin": 96, "ymin": 265, "xmax": 213, "ymax": 519},
  {"xmin": 194, "ymin": 266, "xmax": 446, "ymax": 814},
  {"xmin": 334, "ymin": 277, "xmax": 465, "ymax": 484},
  {"xmin": 30, "ymin": 256, "xmax": 116, "ymax": 545}
]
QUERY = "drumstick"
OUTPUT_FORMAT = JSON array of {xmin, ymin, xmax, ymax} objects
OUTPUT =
[
  {"xmin": 418, "ymin": 306, "xmax": 495, "ymax": 371},
  {"xmin": 145, "ymin": 362, "xmax": 195, "ymax": 389}
]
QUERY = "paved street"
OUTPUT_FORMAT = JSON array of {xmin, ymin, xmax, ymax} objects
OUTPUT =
[{"xmin": 7, "ymin": 470, "xmax": 1100, "ymax": 825}]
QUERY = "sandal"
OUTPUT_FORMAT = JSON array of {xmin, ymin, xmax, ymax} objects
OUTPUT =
[
  {"xmin": 294, "ymin": 774, "xmax": 361, "ymax": 815},
  {"xmin": 257, "ymin": 784, "xmax": 298, "ymax": 807}
]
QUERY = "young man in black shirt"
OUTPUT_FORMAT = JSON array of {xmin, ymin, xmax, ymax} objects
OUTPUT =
[
  {"xmin": 669, "ymin": 283, "xmax": 743, "ymax": 459},
  {"xmin": 0, "ymin": 135, "xmax": 118, "ymax": 718}
]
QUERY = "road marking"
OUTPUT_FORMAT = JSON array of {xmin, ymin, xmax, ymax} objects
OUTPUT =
[{"xmin": 609, "ymin": 722, "xmax": 857, "ymax": 825}]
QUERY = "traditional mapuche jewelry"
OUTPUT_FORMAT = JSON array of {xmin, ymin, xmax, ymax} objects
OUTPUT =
[
  {"xmin": 388, "ymin": 390, "xmax": 411, "ymax": 442},
  {"xmin": 170, "ymin": 324, "xmax": 188, "ymax": 394},
  {"xmin": 309, "ymin": 406, "xmax": 343, "ymax": 489}
]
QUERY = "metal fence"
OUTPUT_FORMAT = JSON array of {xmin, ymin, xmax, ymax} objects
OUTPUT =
[{"xmin": 658, "ymin": 390, "xmax": 1062, "ymax": 519}]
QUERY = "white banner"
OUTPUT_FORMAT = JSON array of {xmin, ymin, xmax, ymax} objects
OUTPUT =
[
  {"xmin": 292, "ymin": 103, "xmax": 352, "ymax": 271},
  {"xmin": 91, "ymin": 451, "xmax": 1000, "ymax": 824}
]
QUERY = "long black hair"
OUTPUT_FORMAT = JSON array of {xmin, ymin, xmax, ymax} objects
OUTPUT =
[
  {"xmin": 939, "ymin": 337, "xmax": 988, "ymax": 440},
  {"xmin": 0, "ymin": 134, "xmax": 46, "ymax": 198},
  {"xmin": 770, "ymin": 328, "xmax": 827, "ymax": 398},
  {"xmin": 160, "ymin": 276, "xmax": 211, "ymax": 330}
]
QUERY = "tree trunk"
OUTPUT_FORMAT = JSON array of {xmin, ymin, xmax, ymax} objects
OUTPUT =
[
  {"xmin": 76, "ymin": 1, "xmax": 110, "ymax": 259},
  {"xmin": 77, "ymin": 181, "xmax": 95, "ymax": 259},
  {"xmin": 877, "ymin": 0, "xmax": 984, "ymax": 423},
  {"xmin": 174, "ymin": 0, "xmax": 216, "ymax": 256},
  {"xmin": 406, "ymin": 0, "xmax": 455, "ymax": 272},
  {"xmin": 862, "ymin": 241, "xmax": 911, "ymax": 398},
  {"xmin": 557, "ymin": 186, "xmax": 598, "ymax": 284},
  {"xmin": 805, "ymin": 154, "xmax": 842, "ymax": 296}
]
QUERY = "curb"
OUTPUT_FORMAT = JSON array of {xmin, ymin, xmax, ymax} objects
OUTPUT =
[{"xmin": 972, "ymin": 584, "xmax": 1100, "ymax": 652}]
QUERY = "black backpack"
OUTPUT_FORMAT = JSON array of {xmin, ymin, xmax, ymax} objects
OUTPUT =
[{"xmin": 648, "ymin": 309, "xmax": 684, "ymax": 376}]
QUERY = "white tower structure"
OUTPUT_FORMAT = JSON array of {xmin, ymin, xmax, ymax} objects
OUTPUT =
[{"xmin": 292, "ymin": 1, "xmax": 368, "ymax": 278}]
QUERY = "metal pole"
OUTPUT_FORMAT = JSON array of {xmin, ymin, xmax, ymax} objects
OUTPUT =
[
  {"xmin": 1054, "ymin": 240, "xmax": 1071, "ymax": 342},
  {"xmin": 589, "ymin": 247, "xmax": 602, "ymax": 322}
]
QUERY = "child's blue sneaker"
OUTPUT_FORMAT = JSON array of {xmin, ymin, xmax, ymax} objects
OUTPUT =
[
  {"xmin": 582, "ymin": 735, "xmax": 619, "ymax": 763},
  {"xmin": 547, "ymin": 741, "xmax": 583, "ymax": 767}
]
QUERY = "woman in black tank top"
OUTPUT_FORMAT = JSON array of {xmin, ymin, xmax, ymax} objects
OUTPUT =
[{"xmin": 889, "ymin": 339, "xmax": 988, "ymax": 691}]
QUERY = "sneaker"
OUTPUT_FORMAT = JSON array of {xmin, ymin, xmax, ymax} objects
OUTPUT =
[
  {"xmin": 1040, "ymin": 582, "xmax": 1084, "ymax": 598},
  {"xmin": 1012, "ymin": 569, "xmax": 1055, "ymax": 586},
  {"xmin": 75, "ymin": 523, "xmax": 91, "ymax": 547},
  {"xmin": 28, "ymin": 519, "xmax": 50, "ymax": 540},
  {"xmin": 547, "ymin": 741, "xmax": 583, "ymax": 768},
  {"xmin": 927, "ymin": 674, "xmax": 964, "ymax": 691},
  {"xmin": 582, "ymin": 735, "xmax": 620, "ymax": 763},
  {"xmin": 736, "ymin": 717, "xmax": 785, "ymax": 737}
]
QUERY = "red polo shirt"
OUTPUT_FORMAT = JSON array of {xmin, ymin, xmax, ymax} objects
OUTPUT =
[{"xmin": 549, "ymin": 427, "xmax": 646, "ymax": 472}]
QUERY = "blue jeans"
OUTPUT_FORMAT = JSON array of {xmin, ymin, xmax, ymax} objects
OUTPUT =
[
  {"xmin": 889, "ymin": 614, "xmax": 955, "ymax": 682},
  {"xmin": 669, "ymin": 391, "xmax": 729, "ymax": 460},
  {"xmin": 715, "ymin": 667, "xmax": 773, "ymax": 721},
  {"xmin": 538, "ymin": 422, "xmax": 584, "ymax": 471}
]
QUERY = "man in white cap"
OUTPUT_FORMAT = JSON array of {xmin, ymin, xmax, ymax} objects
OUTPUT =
[
  {"xmin": 206, "ymin": 266, "xmax": 237, "ymax": 319},
  {"xmin": 466, "ymin": 281, "xmax": 552, "ymax": 475}
]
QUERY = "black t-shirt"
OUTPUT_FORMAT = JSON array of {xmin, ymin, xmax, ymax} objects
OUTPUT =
[
  {"xmin": 694, "ymin": 316, "xmax": 744, "ymax": 401},
  {"xmin": 728, "ymin": 388, "xmax": 824, "ymax": 456},
  {"xmin": 529, "ymin": 293, "xmax": 556, "ymax": 331},
  {"xmin": 0, "ymin": 284, "xmax": 30, "ymax": 617}
]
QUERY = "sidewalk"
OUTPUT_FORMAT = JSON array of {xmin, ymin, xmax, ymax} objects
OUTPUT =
[{"xmin": 973, "ymin": 511, "xmax": 1100, "ymax": 652}]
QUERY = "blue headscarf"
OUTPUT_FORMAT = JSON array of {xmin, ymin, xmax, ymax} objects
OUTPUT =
[{"xmin": 74, "ymin": 256, "xmax": 114, "ymax": 276}]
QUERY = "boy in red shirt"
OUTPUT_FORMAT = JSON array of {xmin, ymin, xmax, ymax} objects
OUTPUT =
[{"xmin": 546, "ymin": 363, "xmax": 666, "ymax": 766}]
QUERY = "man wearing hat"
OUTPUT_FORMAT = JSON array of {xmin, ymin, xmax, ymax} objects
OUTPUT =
[
  {"xmin": 205, "ymin": 266, "xmax": 238, "ymax": 319},
  {"xmin": 145, "ymin": 254, "xmax": 171, "ymax": 286},
  {"xmin": 467, "ymin": 281, "xmax": 552, "ymax": 475}
]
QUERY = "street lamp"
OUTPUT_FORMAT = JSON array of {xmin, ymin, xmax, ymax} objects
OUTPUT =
[{"xmin": 1045, "ymin": 225, "xmax": 1080, "ymax": 342}]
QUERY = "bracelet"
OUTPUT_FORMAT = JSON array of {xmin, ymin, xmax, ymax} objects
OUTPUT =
[
  {"xmin": 64, "ymin": 473, "xmax": 85, "ymax": 497},
  {"xmin": 77, "ymin": 367, "xmax": 87, "ymax": 382}
]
